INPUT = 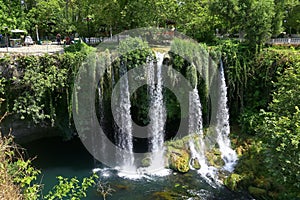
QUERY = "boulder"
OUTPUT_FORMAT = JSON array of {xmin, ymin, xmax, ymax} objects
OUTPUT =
[
  {"xmin": 168, "ymin": 149, "xmax": 190, "ymax": 173},
  {"xmin": 206, "ymin": 148, "xmax": 225, "ymax": 168},
  {"xmin": 190, "ymin": 157, "xmax": 201, "ymax": 170}
]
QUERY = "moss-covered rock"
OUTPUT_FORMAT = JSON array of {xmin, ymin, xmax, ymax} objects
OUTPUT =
[
  {"xmin": 224, "ymin": 173, "xmax": 243, "ymax": 190},
  {"xmin": 141, "ymin": 156, "xmax": 151, "ymax": 168},
  {"xmin": 167, "ymin": 149, "xmax": 190, "ymax": 173},
  {"xmin": 206, "ymin": 148, "xmax": 225, "ymax": 168},
  {"xmin": 190, "ymin": 157, "xmax": 201, "ymax": 170}
]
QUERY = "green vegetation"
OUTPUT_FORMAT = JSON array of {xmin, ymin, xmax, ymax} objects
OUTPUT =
[
  {"xmin": 1, "ymin": 0, "xmax": 300, "ymax": 199},
  {"xmin": 0, "ymin": 133, "xmax": 40, "ymax": 199},
  {"xmin": 223, "ymin": 46, "xmax": 300, "ymax": 199},
  {"xmin": 1, "ymin": 0, "xmax": 299, "ymax": 47},
  {"xmin": 0, "ymin": 44, "xmax": 93, "ymax": 138},
  {"xmin": 1, "ymin": 36, "xmax": 300, "ymax": 199},
  {"xmin": 44, "ymin": 174, "xmax": 98, "ymax": 200}
]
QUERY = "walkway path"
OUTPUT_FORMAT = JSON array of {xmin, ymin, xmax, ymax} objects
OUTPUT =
[{"xmin": 0, "ymin": 44, "xmax": 64, "ymax": 55}]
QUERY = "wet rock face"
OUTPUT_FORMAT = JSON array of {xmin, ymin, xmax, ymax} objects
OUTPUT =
[{"xmin": 0, "ymin": 115, "xmax": 61, "ymax": 144}]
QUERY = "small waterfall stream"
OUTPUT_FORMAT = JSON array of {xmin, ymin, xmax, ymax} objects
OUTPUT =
[
  {"xmin": 188, "ymin": 60, "xmax": 237, "ymax": 183},
  {"xmin": 189, "ymin": 140, "xmax": 218, "ymax": 185},
  {"xmin": 147, "ymin": 52, "xmax": 167, "ymax": 172},
  {"xmin": 215, "ymin": 61, "xmax": 238, "ymax": 172},
  {"xmin": 97, "ymin": 83, "xmax": 106, "ymax": 164},
  {"xmin": 188, "ymin": 87, "xmax": 217, "ymax": 183}
]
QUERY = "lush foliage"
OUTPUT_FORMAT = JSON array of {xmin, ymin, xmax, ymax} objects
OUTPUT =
[
  {"xmin": 0, "ymin": 117, "xmax": 98, "ymax": 200},
  {"xmin": 257, "ymin": 62, "xmax": 300, "ymax": 198},
  {"xmin": 210, "ymin": 0, "xmax": 300, "ymax": 48},
  {"xmin": 210, "ymin": 0, "xmax": 275, "ymax": 49},
  {"xmin": 1, "ymin": 2, "xmax": 300, "ymax": 196},
  {"xmin": 0, "ymin": 50, "xmax": 90, "ymax": 137},
  {"xmin": 1, "ymin": 0, "xmax": 299, "ymax": 46},
  {"xmin": 224, "ymin": 47, "xmax": 300, "ymax": 199}
]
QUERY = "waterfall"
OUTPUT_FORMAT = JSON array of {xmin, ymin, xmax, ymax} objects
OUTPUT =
[
  {"xmin": 215, "ymin": 61, "xmax": 238, "ymax": 172},
  {"xmin": 98, "ymin": 83, "xmax": 104, "ymax": 127},
  {"xmin": 189, "ymin": 140, "xmax": 218, "ymax": 185},
  {"xmin": 147, "ymin": 52, "xmax": 167, "ymax": 172},
  {"xmin": 188, "ymin": 87, "xmax": 218, "ymax": 183},
  {"xmin": 189, "ymin": 88, "xmax": 203, "ymax": 135},
  {"xmin": 97, "ymin": 83, "xmax": 106, "ymax": 164},
  {"xmin": 187, "ymin": 60, "xmax": 237, "ymax": 183},
  {"xmin": 115, "ymin": 61, "xmax": 135, "ymax": 172}
]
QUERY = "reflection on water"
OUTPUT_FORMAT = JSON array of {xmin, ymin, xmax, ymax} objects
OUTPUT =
[{"xmin": 22, "ymin": 136, "xmax": 253, "ymax": 200}]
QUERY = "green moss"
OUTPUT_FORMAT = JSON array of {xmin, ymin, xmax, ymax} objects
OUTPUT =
[
  {"xmin": 224, "ymin": 173, "xmax": 243, "ymax": 191},
  {"xmin": 186, "ymin": 65, "xmax": 198, "ymax": 88},
  {"xmin": 190, "ymin": 157, "xmax": 201, "ymax": 170},
  {"xmin": 205, "ymin": 148, "xmax": 225, "ymax": 168}
]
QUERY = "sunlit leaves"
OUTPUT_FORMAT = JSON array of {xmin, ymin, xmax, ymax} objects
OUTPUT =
[
  {"xmin": 257, "ymin": 59, "xmax": 300, "ymax": 196},
  {"xmin": 44, "ymin": 174, "xmax": 98, "ymax": 200}
]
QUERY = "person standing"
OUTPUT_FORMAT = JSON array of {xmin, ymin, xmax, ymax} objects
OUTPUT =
[
  {"xmin": 65, "ymin": 36, "xmax": 70, "ymax": 45},
  {"xmin": 56, "ymin": 33, "xmax": 61, "ymax": 45}
]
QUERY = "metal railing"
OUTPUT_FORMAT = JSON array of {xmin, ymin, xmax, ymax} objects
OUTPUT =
[
  {"xmin": 267, "ymin": 38, "xmax": 300, "ymax": 44},
  {"xmin": 83, "ymin": 35, "xmax": 300, "ymax": 45},
  {"xmin": 84, "ymin": 35, "xmax": 130, "ymax": 44}
]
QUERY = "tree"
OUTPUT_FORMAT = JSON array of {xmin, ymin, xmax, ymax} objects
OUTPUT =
[
  {"xmin": 285, "ymin": 4, "xmax": 300, "ymax": 34},
  {"xmin": 95, "ymin": 0, "xmax": 122, "ymax": 36},
  {"xmin": 0, "ymin": 0, "xmax": 28, "ymax": 31},
  {"xmin": 120, "ymin": 0, "xmax": 158, "ymax": 29},
  {"xmin": 239, "ymin": 0, "xmax": 275, "ymax": 50},
  {"xmin": 210, "ymin": 0, "xmax": 275, "ymax": 50},
  {"xmin": 179, "ymin": 0, "xmax": 216, "ymax": 42},
  {"xmin": 26, "ymin": 0, "xmax": 66, "ymax": 38},
  {"xmin": 209, "ymin": 0, "xmax": 239, "ymax": 35}
]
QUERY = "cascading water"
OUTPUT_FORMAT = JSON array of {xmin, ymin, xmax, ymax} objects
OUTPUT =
[
  {"xmin": 115, "ymin": 61, "xmax": 135, "ymax": 172},
  {"xmin": 215, "ymin": 61, "xmax": 238, "ymax": 172},
  {"xmin": 188, "ymin": 87, "xmax": 218, "ymax": 183},
  {"xmin": 188, "ymin": 59, "xmax": 237, "ymax": 183},
  {"xmin": 189, "ymin": 140, "xmax": 218, "ymax": 185},
  {"xmin": 147, "ymin": 52, "xmax": 167, "ymax": 172},
  {"xmin": 188, "ymin": 88, "xmax": 203, "ymax": 135},
  {"xmin": 97, "ymin": 83, "xmax": 107, "ymax": 164}
]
